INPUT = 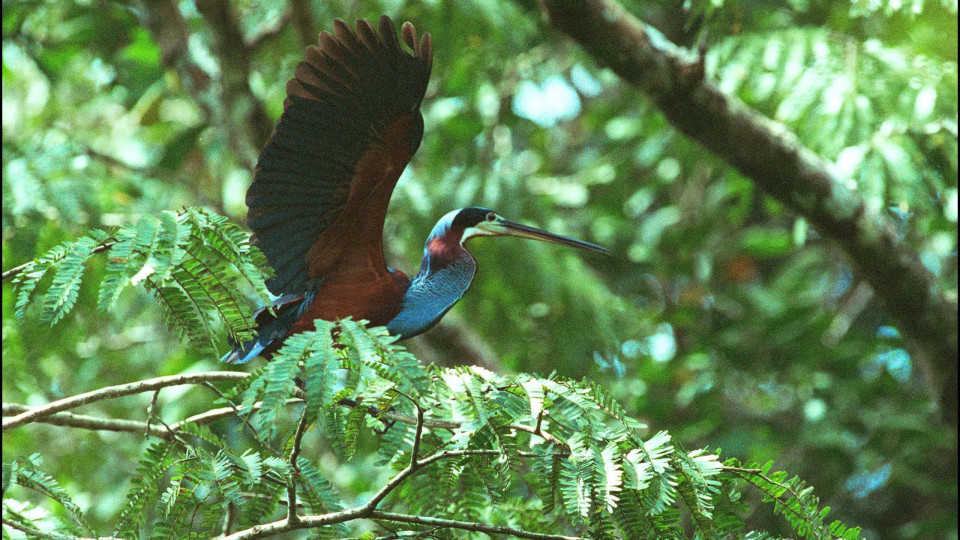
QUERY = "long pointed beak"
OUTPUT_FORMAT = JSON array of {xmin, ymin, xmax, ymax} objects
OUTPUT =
[{"xmin": 493, "ymin": 218, "xmax": 610, "ymax": 254}]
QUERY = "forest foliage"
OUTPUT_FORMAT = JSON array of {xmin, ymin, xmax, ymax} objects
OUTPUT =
[{"xmin": 2, "ymin": 0, "xmax": 957, "ymax": 538}]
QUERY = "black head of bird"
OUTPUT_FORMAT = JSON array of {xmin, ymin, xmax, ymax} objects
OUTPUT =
[{"xmin": 223, "ymin": 16, "xmax": 608, "ymax": 365}]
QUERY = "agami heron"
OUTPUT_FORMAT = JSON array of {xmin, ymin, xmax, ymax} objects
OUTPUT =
[{"xmin": 223, "ymin": 16, "xmax": 608, "ymax": 364}]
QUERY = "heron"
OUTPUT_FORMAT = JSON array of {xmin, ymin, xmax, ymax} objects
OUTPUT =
[{"xmin": 223, "ymin": 16, "xmax": 608, "ymax": 364}]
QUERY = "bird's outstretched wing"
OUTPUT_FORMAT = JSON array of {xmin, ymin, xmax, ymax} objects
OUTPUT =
[{"xmin": 246, "ymin": 16, "xmax": 433, "ymax": 295}]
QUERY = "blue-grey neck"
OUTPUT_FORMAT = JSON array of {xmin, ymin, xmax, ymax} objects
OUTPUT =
[{"xmin": 386, "ymin": 212, "xmax": 476, "ymax": 340}]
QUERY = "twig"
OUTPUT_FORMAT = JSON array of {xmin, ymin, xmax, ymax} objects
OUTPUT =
[
  {"xmin": 2, "ymin": 242, "xmax": 115, "ymax": 281},
  {"xmin": 144, "ymin": 389, "xmax": 161, "ymax": 437},
  {"xmin": 2, "ymin": 372, "xmax": 248, "ymax": 431},
  {"xmin": 2, "ymin": 399, "xmax": 303, "ymax": 438}
]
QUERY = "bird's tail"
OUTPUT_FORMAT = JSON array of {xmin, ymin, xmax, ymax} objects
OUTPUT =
[{"xmin": 220, "ymin": 293, "xmax": 312, "ymax": 364}]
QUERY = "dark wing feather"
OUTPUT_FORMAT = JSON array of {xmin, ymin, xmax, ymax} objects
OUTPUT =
[{"xmin": 247, "ymin": 16, "xmax": 433, "ymax": 295}]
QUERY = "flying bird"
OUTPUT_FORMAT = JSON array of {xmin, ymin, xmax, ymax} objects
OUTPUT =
[{"xmin": 223, "ymin": 16, "xmax": 608, "ymax": 364}]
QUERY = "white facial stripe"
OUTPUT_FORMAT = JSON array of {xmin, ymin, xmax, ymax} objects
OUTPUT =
[{"xmin": 460, "ymin": 222, "xmax": 499, "ymax": 244}]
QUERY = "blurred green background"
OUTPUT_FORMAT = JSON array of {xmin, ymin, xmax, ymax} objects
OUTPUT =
[{"xmin": 2, "ymin": 0, "xmax": 957, "ymax": 538}]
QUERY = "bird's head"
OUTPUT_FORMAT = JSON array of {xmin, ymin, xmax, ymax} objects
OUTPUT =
[{"xmin": 427, "ymin": 207, "xmax": 609, "ymax": 255}]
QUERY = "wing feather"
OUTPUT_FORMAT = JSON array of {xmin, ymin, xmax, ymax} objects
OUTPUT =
[{"xmin": 247, "ymin": 15, "xmax": 432, "ymax": 295}]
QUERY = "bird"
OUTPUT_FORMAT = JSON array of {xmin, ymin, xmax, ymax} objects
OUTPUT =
[{"xmin": 222, "ymin": 15, "xmax": 608, "ymax": 364}]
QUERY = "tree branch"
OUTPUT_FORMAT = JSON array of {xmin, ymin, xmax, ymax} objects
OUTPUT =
[
  {"xmin": 0, "ymin": 518, "xmax": 123, "ymax": 540},
  {"xmin": 2, "ymin": 403, "xmax": 169, "ymax": 438},
  {"xmin": 2, "ymin": 398, "xmax": 302, "ymax": 439},
  {"xmin": 286, "ymin": 410, "xmax": 311, "ymax": 524},
  {"xmin": 369, "ymin": 511, "xmax": 581, "ymax": 540},
  {"xmin": 222, "ymin": 393, "xmax": 578, "ymax": 540},
  {"xmin": 2, "ymin": 241, "xmax": 115, "ymax": 281},
  {"xmin": 534, "ymin": 0, "xmax": 958, "ymax": 424},
  {"xmin": 409, "ymin": 405, "xmax": 424, "ymax": 467},
  {"xmin": 1, "ymin": 372, "xmax": 248, "ymax": 431}
]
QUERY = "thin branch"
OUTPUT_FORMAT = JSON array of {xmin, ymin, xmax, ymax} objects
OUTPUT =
[
  {"xmin": 152, "ymin": 407, "xmax": 196, "ymax": 448},
  {"xmin": 221, "ymin": 506, "xmax": 368, "ymax": 540},
  {"xmin": 2, "ymin": 403, "xmax": 169, "ymax": 438},
  {"xmin": 221, "ymin": 505, "xmax": 580, "ymax": 540},
  {"xmin": 534, "ymin": 0, "xmax": 958, "ymax": 424},
  {"xmin": 361, "ymin": 450, "xmax": 421, "ymax": 512},
  {"xmin": 1, "ymin": 372, "xmax": 248, "ymax": 431},
  {"xmin": 172, "ymin": 398, "xmax": 300, "ymax": 431},
  {"xmin": 409, "ymin": 405, "xmax": 424, "ymax": 467},
  {"xmin": 287, "ymin": 410, "xmax": 311, "ymax": 525},
  {"xmin": 0, "ymin": 518, "xmax": 124, "ymax": 540},
  {"xmin": 84, "ymin": 148, "xmax": 153, "ymax": 175},
  {"xmin": 822, "ymin": 281, "xmax": 874, "ymax": 347},
  {"xmin": 2, "ymin": 242, "xmax": 115, "ymax": 281},
  {"xmin": 219, "ymin": 503, "xmax": 236, "ymax": 538},
  {"xmin": 369, "ymin": 511, "xmax": 581, "ymax": 540},
  {"xmin": 514, "ymin": 419, "xmax": 565, "ymax": 447},
  {"xmin": 1, "ymin": 403, "xmax": 572, "ymax": 467},
  {"xmin": 144, "ymin": 389, "xmax": 161, "ymax": 437},
  {"xmin": 1, "ymin": 399, "xmax": 302, "ymax": 439}
]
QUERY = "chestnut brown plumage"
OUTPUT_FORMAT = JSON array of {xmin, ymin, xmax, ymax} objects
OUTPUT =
[{"xmin": 224, "ymin": 16, "xmax": 606, "ymax": 364}]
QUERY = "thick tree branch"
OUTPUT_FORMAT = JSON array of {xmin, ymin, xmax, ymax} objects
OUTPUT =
[
  {"xmin": 535, "ymin": 0, "xmax": 958, "ymax": 423},
  {"xmin": 1, "ymin": 372, "xmax": 248, "ymax": 431}
]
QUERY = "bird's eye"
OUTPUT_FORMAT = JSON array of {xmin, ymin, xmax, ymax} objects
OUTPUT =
[{"xmin": 486, "ymin": 212, "xmax": 496, "ymax": 222}]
